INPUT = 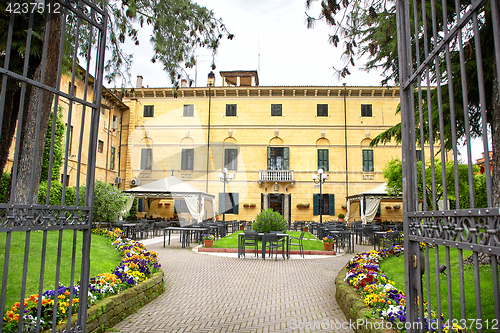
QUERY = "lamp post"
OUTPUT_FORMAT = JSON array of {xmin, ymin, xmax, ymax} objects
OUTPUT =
[
  {"xmin": 312, "ymin": 168, "xmax": 328, "ymax": 224},
  {"xmin": 206, "ymin": 72, "xmax": 215, "ymax": 193},
  {"xmin": 218, "ymin": 167, "xmax": 234, "ymax": 222}
]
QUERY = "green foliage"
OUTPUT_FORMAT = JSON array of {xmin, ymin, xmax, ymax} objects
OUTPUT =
[
  {"xmin": 0, "ymin": 172, "xmax": 11, "ymax": 203},
  {"xmin": 252, "ymin": 209, "xmax": 287, "ymax": 233},
  {"xmin": 93, "ymin": 181, "xmax": 127, "ymax": 223},
  {"xmin": 123, "ymin": 197, "xmax": 138, "ymax": 221},
  {"xmin": 338, "ymin": 213, "xmax": 345, "ymax": 219},
  {"xmin": 41, "ymin": 105, "xmax": 65, "ymax": 182},
  {"xmin": 383, "ymin": 158, "xmax": 481, "ymax": 209}
]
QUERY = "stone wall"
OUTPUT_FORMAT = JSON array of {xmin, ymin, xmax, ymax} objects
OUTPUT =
[
  {"xmin": 48, "ymin": 270, "xmax": 164, "ymax": 333},
  {"xmin": 335, "ymin": 265, "xmax": 395, "ymax": 333}
]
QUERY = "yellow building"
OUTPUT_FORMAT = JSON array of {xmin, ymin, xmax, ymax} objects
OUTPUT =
[{"xmin": 118, "ymin": 71, "xmax": 407, "ymax": 224}]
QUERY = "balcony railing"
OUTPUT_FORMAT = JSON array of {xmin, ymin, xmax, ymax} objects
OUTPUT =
[{"xmin": 259, "ymin": 170, "xmax": 294, "ymax": 183}]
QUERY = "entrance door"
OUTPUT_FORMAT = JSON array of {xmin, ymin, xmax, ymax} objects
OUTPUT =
[{"xmin": 269, "ymin": 194, "xmax": 284, "ymax": 215}]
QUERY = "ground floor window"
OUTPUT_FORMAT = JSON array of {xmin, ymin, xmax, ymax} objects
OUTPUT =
[{"xmin": 313, "ymin": 194, "xmax": 335, "ymax": 216}]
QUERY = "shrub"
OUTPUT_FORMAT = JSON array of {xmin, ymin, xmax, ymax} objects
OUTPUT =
[
  {"xmin": 338, "ymin": 213, "xmax": 345, "ymax": 219},
  {"xmin": 253, "ymin": 209, "xmax": 287, "ymax": 233},
  {"xmin": 0, "ymin": 172, "xmax": 11, "ymax": 203}
]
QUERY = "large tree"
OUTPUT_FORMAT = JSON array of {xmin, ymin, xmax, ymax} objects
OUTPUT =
[
  {"xmin": 305, "ymin": 0, "xmax": 500, "ymax": 207},
  {"xmin": 0, "ymin": 0, "xmax": 232, "ymax": 204}
]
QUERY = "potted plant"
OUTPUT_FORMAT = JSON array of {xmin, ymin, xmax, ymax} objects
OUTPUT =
[
  {"xmin": 322, "ymin": 236, "xmax": 334, "ymax": 251},
  {"xmin": 385, "ymin": 205, "xmax": 392, "ymax": 209},
  {"xmin": 239, "ymin": 222, "xmax": 246, "ymax": 230},
  {"xmin": 341, "ymin": 205, "xmax": 347, "ymax": 209},
  {"xmin": 337, "ymin": 213, "xmax": 345, "ymax": 223},
  {"xmin": 393, "ymin": 205, "xmax": 401, "ymax": 209},
  {"xmin": 243, "ymin": 203, "xmax": 250, "ymax": 208},
  {"xmin": 203, "ymin": 234, "xmax": 215, "ymax": 247},
  {"xmin": 302, "ymin": 223, "xmax": 309, "ymax": 232},
  {"xmin": 250, "ymin": 203, "xmax": 256, "ymax": 208},
  {"xmin": 296, "ymin": 203, "xmax": 303, "ymax": 208}
]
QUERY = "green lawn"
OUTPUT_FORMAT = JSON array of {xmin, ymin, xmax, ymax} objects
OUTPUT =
[
  {"xmin": 211, "ymin": 231, "xmax": 327, "ymax": 251},
  {"xmin": 380, "ymin": 247, "xmax": 499, "ymax": 332},
  {"xmin": 0, "ymin": 230, "xmax": 122, "ymax": 312}
]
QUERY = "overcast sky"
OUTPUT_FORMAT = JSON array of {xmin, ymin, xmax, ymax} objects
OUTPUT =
[
  {"xmin": 123, "ymin": 0, "xmax": 386, "ymax": 88},
  {"xmin": 117, "ymin": 0, "xmax": 486, "ymax": 162}
]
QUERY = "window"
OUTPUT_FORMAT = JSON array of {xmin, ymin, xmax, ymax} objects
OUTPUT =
[
  {"xmin": 141, "ymin": 148, "xmax": 152, "ymax": 170},
  {"xmin": 318, "ymin": 149, "xmax": 329, "ymax": 171},
  {"xmin": 219, "ymin": 192, "xmax": 239, "ymax": 215},
  {"xmin": 110, "ymin": 146, "xmax": 115, "ymax": 170},
  {"xmin": 60, "ymin": 174, "xmax": 70, "ymax": 185},
  {"xmin": 267, "ymin": 147, "xmax": 289, "ymax": 170},
  {"xmin": 144, "ymin": 105, "xmax": 154, "ymax": 117},
  {"xmin": 97, "ymin": 140, "xmax": 104, "ymax": 153},
  {"xmin": 112, "ymin": 115, "xmax": 118, "ymax": 130},
  {"xmin": 313, "ymin": 194, "xmax": 335, "ymax": 216},
  {"xmin": 362, "ymin": 149, "xmax": 374, "ymax": 172},
  {"xmin": 271, "ymin": 104, "xmax": 282, "ymax": 116},
  {"xmin": 68, "ymin": 83, "xmax": 77, "ymax": 96},
  {"xmin": 183, "ymin": 104, "xmax": 194, "ymax": 117},
  {"xmin": 181, "ymin": 148, "xmax": 194, "ymax": 170},
  {"xmin": 65, "ymin": 124, "xmax": 73, "ymax": 155},
  {"xmin": 224, "ymin": 148, "xmax": 238, "ymax": 170},
  {"xmin": 317, "ymin": 104, "xmax": 328, "ymax": 117},
  {"xmin": 361, "ymin": 104, "xmax": 372, "ymax": 117},
  {"xmin": 226, "ymin": 104, "xmax": 237, "ymax": 117},
  {"xmin": 138, "ymin": 198, "xmax": 145, "ymax": 212},
  {"xmin": 417, "ymin": 149, "xmax": 422, "ymax": 162}
]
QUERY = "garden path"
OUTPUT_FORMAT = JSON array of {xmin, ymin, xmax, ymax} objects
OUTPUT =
[{"xmin": 112, "ymin": 237, "xmax": 371, "ymax": 333}]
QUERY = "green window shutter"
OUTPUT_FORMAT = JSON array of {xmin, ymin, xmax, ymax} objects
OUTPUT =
[
  {"xmin": 283, "ymin": 147, "xmax": 289, "ymax": 170},
  {"xmin": 313, "ymin": 194, "xmax": 319, "ymax": 216},
  {"xmin": 329, "ymin": 194, "xmax": 335, "ymax": 216},
  {"xmin": 233, "ymin": 193, "xmax": 239, "ymax": 214},
  {"xmin": 110, "ymin": 147, "xmax": 115, "ymax": 170},
  {"xmin": 318, "ymin": 149, "xmax": 329, "ymax": 171},
  {"xmin": 181, "ymin": 150, "xmax": 187, "ymax": 170},
  {"xmin": 267, "ymin": 147, "xmax": 271, "ymax": 170}
]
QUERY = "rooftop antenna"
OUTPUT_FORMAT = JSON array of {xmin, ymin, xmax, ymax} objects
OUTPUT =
[{"xmin": 258, "ymin": 36, "xmax": 261, "ymax": 79}]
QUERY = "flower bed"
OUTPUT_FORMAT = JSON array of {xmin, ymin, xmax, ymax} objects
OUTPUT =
[
  {"xmin": 2, "ymin": 228, "xmax": 162, "ymax": 333},
  {"xmin": 341, "ymin": 246, "xmax": 461, "ymax": 332}
]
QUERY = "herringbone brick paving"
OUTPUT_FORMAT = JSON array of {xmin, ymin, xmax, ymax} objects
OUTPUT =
[{"xmin": 112, "ymin": 240, "xmax": 372, "ymax": 333}]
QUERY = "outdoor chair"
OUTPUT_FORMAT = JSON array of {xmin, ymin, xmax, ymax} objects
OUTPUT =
[
  {"xmin": 265, "ymin": 233, "xmax": 285, "ymax": 261},
  {"xmin": 241, "ymin": 231, "xmax": 258, "ymax": 258},
  {"xmin": 289, "ymin": 230, "xmax": 305, "ymax": 258}
]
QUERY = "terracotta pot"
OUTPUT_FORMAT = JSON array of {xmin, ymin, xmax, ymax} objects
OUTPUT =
[
  {"xmin": 323, "ymin": 243, "xmax": 333, "ymax": 251},
  {"xmin": 204, "ymin": 240, "xmax": 213, "ymax": 247},
  {"xmin": 240, "ymin": 226, "xmax": 245, "ymax": 230},
  {"xmin": 303, "ymin": 227, "xmax": 309, "ymax": 232}
]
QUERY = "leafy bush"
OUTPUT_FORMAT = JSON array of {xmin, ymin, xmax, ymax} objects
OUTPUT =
[
  {"xmin": 0, "ymin": 172, "xmax": 11, "ymax": 203},
  {"xmin": 338, "ymin": 213, "xmax": 345, "ymax": 219},
  {"xmin": 123, "ymin": 198, "xmax": 138, "ymax": 221},
  {"xmin": 252, "ymin": 209, "xmax": 287, "ymax": 233},
  {"xmin": 93, "ymin": 181, "xmax": 127, "ymax": 224}
]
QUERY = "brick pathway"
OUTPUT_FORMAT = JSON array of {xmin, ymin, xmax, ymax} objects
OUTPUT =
[{"xmin": 112, "ymin": 240, "xmax": 371, "ymax": 333}]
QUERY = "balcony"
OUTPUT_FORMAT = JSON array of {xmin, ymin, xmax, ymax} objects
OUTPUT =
[{"xmin": 258, "ymin": 170, "xmax": 294, "ymax": 186}]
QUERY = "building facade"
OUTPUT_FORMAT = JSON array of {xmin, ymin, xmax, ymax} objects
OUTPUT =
[{"xmin": 118, "ymin": 71, "xmax": 407, "ymax": 224}]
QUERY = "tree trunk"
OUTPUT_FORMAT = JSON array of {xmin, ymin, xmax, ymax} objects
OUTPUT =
[{"xmin": 14, "ymin": 12, "xmax": 62, "ymax": 204}]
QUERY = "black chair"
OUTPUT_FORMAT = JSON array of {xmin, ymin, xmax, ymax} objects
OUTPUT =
[
  {"xmin": 241, "ymin": 231, "xmax": 258, "ymax": 258},
  {"xmin": 289, "ymin": 231, "xmax": 305, "ymax": 258},
  {"xmin": 265, "ymin": 233, "xmax": 285, "ymax": 261}
]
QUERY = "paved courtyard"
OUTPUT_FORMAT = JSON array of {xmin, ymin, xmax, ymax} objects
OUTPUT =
[{"xmin": 112, "ymin": 236, "xmax": 369, "ymax": 333}]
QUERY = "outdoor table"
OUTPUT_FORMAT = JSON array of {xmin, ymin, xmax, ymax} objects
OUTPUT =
[
  {"xmin": 238, "ymin": 232, "xmax": 290, "ymax": 259},
  {"xmin": 163, "ymin": 227, "xmax": 209, "ymax": 248},
  {"xmin": 122, "ymin": 223, "xmax": 138, "ymax": 239}
]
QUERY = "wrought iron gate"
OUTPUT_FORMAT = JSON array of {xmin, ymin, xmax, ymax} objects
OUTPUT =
[
  {"xmin": 0, "ymin": 0, "xmax": 107, "ymax": 332},
  {"xmin": 397, "ymin": 0, "xmax": 500, "ymax": 332}
]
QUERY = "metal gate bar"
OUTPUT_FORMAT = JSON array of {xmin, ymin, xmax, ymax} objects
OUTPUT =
[
  {"xmin": 0, "ymin": 0, "xmax": 107, "ymax": 332},
  {"xmin": 397, "ymin": 0, "xmax": 500, "ymax": 332}
]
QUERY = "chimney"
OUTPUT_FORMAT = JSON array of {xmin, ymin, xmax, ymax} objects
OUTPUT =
[
  {"xmin": 181, "ymin": 79, "xmax": 187, "ymax": 88},
  {"xmin": 136, "ymin": 75, "xmax": 143, "ymax": 88},
  {"xmin": 207, "ymin": 71, "xmax": 215, "ymax": 87}
]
